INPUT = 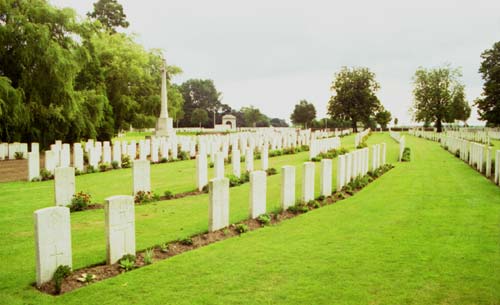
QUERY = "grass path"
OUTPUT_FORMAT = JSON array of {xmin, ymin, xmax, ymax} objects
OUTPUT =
[{"xmin": 3, "ymin": 133, "xmax": 497, "ymax": 304}]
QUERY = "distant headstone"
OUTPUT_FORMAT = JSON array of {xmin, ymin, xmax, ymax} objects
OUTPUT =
[
  {"xmin": 249, "ymin": 170, "xmax": 267, "ymax": 218},
  {"xmin": 214, "ymin": 152, "xmax": 225, "ymax": 179},
  {"xmin": 133, "ymin": 160, "xmax": 150, "ymax": 194},
  {"xmin": 320, "ymin": 159, "xmax": 332, "ymax": 197},
  {"xmin": 302, "ymin": 162, "xmax": 315, "ymax": 202},
  {"xmin": 54, "ymin": 167, "xmax": 75, "ymax": 207},
  {"xmin": 232, "ymin": 149, "xmax": 241, "ymax": 178},
  {"xmin": 246, "ymin": 148, "xmax": 254, "ymax": 172},
  {"xmin": 196, "ymin": 154, "xmax": 208, "ymax": 191},
  {"xmin": 105, "ymin": 195, "xmax": 136, "ymax": 264},
  {"xmin": 261, "ymin": 145, "xmax": 269, "ymax": 170},
  {"xmin": 45, "ymin": 150, "xmax": 57, "ymax": 174},
  {"xmin": 208, "ymin": 178, "xmax": 229, "ymax": 232},
  {"xmin": 28, "ymin": 152, "xmax": 40, "ymax": 181},
  {"xmin": 34, "ymin": 206, "xmax": 72, "ymax": 287},
  {"xmin": 281, "ymin": 166, "xmax": 296, "ymax": 209}
]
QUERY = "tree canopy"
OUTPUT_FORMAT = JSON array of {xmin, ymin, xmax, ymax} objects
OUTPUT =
[
  {"xmin": 178, "ymin": 79, "xmax": 221, "ymax": 128},
  {"xmin": 190, "ymin": 108, "xmax": 209, "ymax": 127},
  {"xmin": 87, "ymin": 0, "xmax": 130, "ymax": 32},
  {"xmin": 375, "ymin": 109, "xmax": 392, "ymax": 129},
  {"xmin": 328, "ymin": 67, "xmax": 381, "ymax": 132},
  {"xmin": 411, "ymin": 65, "xmax": 470, "ymax": 131},
  {"xmin": 475, "ymin": 41, "xmax": 500, "ymax": 127},
  {"xmin": 290, "ymin": 100, "xmax": 316, "ymax": 128}
]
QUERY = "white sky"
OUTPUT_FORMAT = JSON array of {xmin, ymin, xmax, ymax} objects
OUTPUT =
[{"xmin": 51, "ymin": 0, "xmax": 500, "ymax": 126}]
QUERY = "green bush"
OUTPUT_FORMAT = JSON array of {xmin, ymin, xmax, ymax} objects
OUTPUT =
[
  {"xmin": 235, "ymin": 223, "xmax": 249, "ymax": 234},
  {"xmin": 53, "ymin": 265, "xmax": 71, "ymax": 294},
  {"xmin": 121, "ymin": 155, "xmax": 131, "ymax": 168},
  {"xmin": 86, "ymin": 165, "xmax": 96, "ymax": 174},
  {"xmin": 144, "ymin": 248, "xmax": 154, "ymax": 265},
  {"xmin": 98, "ymin": 162, "xmax": 108, "ymax": 172},
  {"xmin": 40, "ymin": 168, "xmax": 53, "ymax": 181},
  {"xmin": 307, "ymin": 200, "xmax": 321, "ymax": 209},
  {"xmin": 134, "ymin": 191, "xmax": 157, "ymax": 204},
  {"xmin": 265, "ymin": 168, "xmax": 277, "ymax": 176},
  {"xmin": 228, "ymin": 174, "xmax": 243, "ymax": 187},
  {"xmin": 402, "ymin": 147, "xmax": 411, "ymax": 162},
  {"xmin": 287, "ymin": 201, "xmax": 309, "ymax": 214},
  {"xmin": 70, "ymin": 191, "xmax": 92, "ymax": 212},
  {"xmin": 164, "ymin": 190, "xmax": 174, "ymax": 199},
  {"xmin": 208, "ymin": 162, "xmax": 214, "ymax": 168},
  {"xmin": 179, "ymin": 237, "xmax": 193, "ymax": 246},
  {"xmin": 119, "ymin": 255, "xmax": 135, "ymax": 271},
  {"xmin": 111, "ymin": 160, "xmax": 120, "ymax": 169},
  {"xmin": 178, "ymin": 151, "xmax": 189, "ymax": 160},
  {"xmin": 14, "ymin": 151, "xmax": 24, "ymax": 159},
  {"xmin": 257, "ymin": 214, "xmax": 271, "ymax": 226},
  {"xmin": 159, "ymin": 157, "xmax": 168, "ymax": 163}
]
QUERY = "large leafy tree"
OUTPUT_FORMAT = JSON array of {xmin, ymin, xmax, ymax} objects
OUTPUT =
[
  {"xmin": 290, "ymin": 100, "xmax": 316, "ymax": 128},
  {"xmin": 270, "ymin": 118, "xmax": 289, "ymax": 127},
  {"xmin": 179, "ymin": 79, "xmax": 221, "ymax": 128},
  {"xmin": 241, "ymin": 106, "xmax": 263, "ymax": 127},
  {"xmin": 87, "ymin": 0, "xmax": 129, "ymax": 32},
  {"xmin": 375, "ymin": 109, "xmax": 392, "ymax": 129},
  {"xmin": 328, "ymin": 67, "xmax": 381, "ymax": 132},
  {"xmin": 411, "ymin": 66, "xmax": 469, "ymax": 132},
  {"xmin": 475, "ymin": 41, "xmax": 500, "ymax": 127},
  {"xmin": 191, "ymin": 108, "xmax": 208, "ymax": 127}
]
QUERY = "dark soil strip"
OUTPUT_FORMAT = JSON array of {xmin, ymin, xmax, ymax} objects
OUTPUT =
[{"xmin": 37, "ymin": 166, "xmax": 392, "ymax": 295}]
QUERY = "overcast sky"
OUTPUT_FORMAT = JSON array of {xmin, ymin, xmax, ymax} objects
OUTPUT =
[{"xmin": 51, "ymin": 0, "xmax": 500, "ymax": 125}]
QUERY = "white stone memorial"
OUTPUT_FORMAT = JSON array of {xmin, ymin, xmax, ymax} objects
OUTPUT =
[
  {"xmin": 302, "ymin": 162, "xmax": 315, "ymax": 202},
  {"xmin": 105, "ymin": 195, "xmax": 136, "ymax": 264},
  {"xmin": 320, "ymin": 159, "xmax": 332, "ymax": 197},
  {"xmin": 281, "ymin": 166, "xmax": 296, "ymax": 209},
  {"xmin": 232, "ymin": 149, "xmax": 241, "ymax": 178},
  {"xmin": 133, "ymin": 160, "xmax": 151, "ymax": 194},
  {"xmin": 54, "ymin": 167, "xmax": 75, "ymax": 207},
  {"xmin": 34, "ymin": 206, "xmax": 72, "ymax": 287},
  {"xmin": 249, "ymin": 170, "xmax": 267, "ymax": 218},
  {"xmin": 208, "ymin": 178, "xmax": 229, "ymax": 232},
  {"xmin": 196, "ymin": 154, "xmax": 208, "ymax": 191}
]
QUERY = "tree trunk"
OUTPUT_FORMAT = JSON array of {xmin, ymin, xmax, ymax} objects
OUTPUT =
[
  {"xmin": 351, "ymin": 119, "xmax": 358, "ymax": 133},
  {"xmin": 436, "ymin": 118, "xmax": 443, "ymax": 132}
]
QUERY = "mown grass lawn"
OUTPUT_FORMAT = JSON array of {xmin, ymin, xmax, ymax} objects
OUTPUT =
[{"xmin": 2, "ymin": 133, "xmax": 498, "ymax": 304}]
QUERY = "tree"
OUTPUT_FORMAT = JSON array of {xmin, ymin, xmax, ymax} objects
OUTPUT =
[
  {"xmin": 179, "ymin": 79, "xmax": 221, "ymax": 128},
  {"xmin": 241, "ymin": 106, "xmax": 262, "ymax": 127},
  {"xmin": 190, "ymin": 108, "xmax": 209, "ymax": 127},
  {"xmin": 88, "ymin": 0, "xmax": 129, "ymax": 32},
  {"xmin": 328, "ymin": 67, "xmax": 381, "ymax": 132},
  {"xmin": 290, "ymin": 100, "xmax": 316, "ymax": 128},
  {"xmin": 475, "ymin": 41, "xmax": 500, "ymax": 127},
  {"xmin": 375, "ymin": 109, "xmax": 392, "ymax": 129},
  {"xmin": 411, "ymin": 65, "xmax": 468, "ymax": 132},
  {"xmin": 270, "ymin": 118, "xmax": 289, "ymax": 127},
  {"xmin": 394, "ymin": 118, "xmax": 398, "ymax": 126}
]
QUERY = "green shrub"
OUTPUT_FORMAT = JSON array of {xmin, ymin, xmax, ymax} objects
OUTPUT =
[
  {"xmin": 119, "ymin": 258, "xmax": 135, "ymax": 271},
  {"xmin": 14, "ymin": 151, "xmax": 24, "ymax": 159},
  {"xmin": 265, "ymin": 168, "xmax": 277, "ymax": 176},
  {"xmin": 178, "ymin": 151, "xmax": 189, "ymax": 160},
  {"xmin": 240, "ymin": 171, "xmax": 250, "ymax": 183},
  {"xmin": 301, "ymin": 145, "xmax": 310, "ymax": 151},
  {"xmin": 287, "ymin": 201, "xmax": 309, "ymax": 214},
  {"xmin": 179, "ymin": 237, "xmax": 193, "ymax": 246},
  {"xmin": 208, "ymin": 162, "xmax": 214, "ymax": 168},
  {"xmin": 160, "ymin": 243, "xmax": 169, "ymax": 253},
  {"xmin": 144, "ymin": 248, "xmax": 154, "ymax": 265},
  {"xmin": 164, "ymin": 190, "xmax": 174, "ymax": 199},
  {"xmin": 316, "ymin": 195, "xmax": 325, "ymax": 201},
  {"xmin": 202, "ymin": 184, "xmax": 209, "ymax": 193},
  {"xmin": 86, "ymin": 165, "xmax": 96, "ymax": 174},
  {"xmin": 307, "ymin": 200, "xmax": 321, "ymax": 209},
  {"xmin": 235, "ymin": 223, "xmax": 249, "ymax": 234},
  {"xmin": 134, "ymin": 191, "xmax": 156, "ymax": 204},
  {"xmin": 40, "ymin": 168, "xmax": 53, "ymax": 181},
  {"xmin": 257, "ymin": 214, "xmax": 271, "ymax": 226},
  {"xmin": 159, "ymin": 157, "xmax": 168, "ymax": 163},
  {"xmin": 402, "ymin": 147, "xmax": 411, "ymax": 162},
  {"xmin": 70, "ymin": 191, "xmax": 92, "ymax": 212},
  {"xmin": 121, "ymin": 155, "xmax": 131, "ymax": 168},
  {"xmin": 98, "ymin": 162, "xmax": 108, "ymax": 172},
  {"xmin": 311, "ymin": 156, "xmax": 322, "ymax": 162},
  {"xmin": 111, "ymin": 160, "xmax": 120, "ymax": 169},
  {"xmin": 53, "ymin": 265, "xmax": 71, "ymax": 294},
  {"xmin": 77, "ymin": 273, "xmax": 96, "ymax": 284},
  {"xmin": 228, "ymin": 174, "xmax": 243, "ymax": 187}
]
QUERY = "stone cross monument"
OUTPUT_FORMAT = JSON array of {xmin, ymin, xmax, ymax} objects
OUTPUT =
[{"xmin": 155, "ymin": 58, "xmax": 174, "ymax": 137}]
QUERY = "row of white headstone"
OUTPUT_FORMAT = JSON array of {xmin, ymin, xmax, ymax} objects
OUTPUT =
[
  {"xmin": 0, "ymin": 142, "xmax": 29, "ymax": 160},
  {"xmin": 354, "ymin": 128, "xmax": 370, "ymax": 147},
  {"xmin": 336, "ymin": 144, "xmax": 387, "ymax": 191},
  {"xmin": 34, "ymin": 139, "xmax": 389, "ymax": 287},
  {"xmin": 309, "ymin": 137, "xmax": 341, "ymax": 160},
  {"xmin": 441, "ymin": 136, "xmax": 500, "ymax": 185},
  {"xmin": 389, "ymin": 131, "xmax": 406, "ymax": 161}
]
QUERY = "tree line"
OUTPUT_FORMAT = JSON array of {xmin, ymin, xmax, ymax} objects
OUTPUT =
[{"xmin": 0, "ymin": 0, "xmax": 287, "ymax": 147}]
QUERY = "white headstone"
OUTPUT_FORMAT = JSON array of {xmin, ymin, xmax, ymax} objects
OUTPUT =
[
  {"xmin": 381, "ymin": 143, "xmax": 387, "ymax": 165},
  {"xmin": 60, "ymin": 144, "xmax": 70, "ymax": 168},
  {"xmin": 133, "ymin": 160, "xmax": 150, "ymax": 194},
  {"xmin": 45, "ymin": 150, "xmax": 57, "ymax": 174},
  {"xmin": 320, "ymin": 159, "xmax": 332, "ymax": 197},
  {"xmin": 73, "ymin": 144, "xmax": 84, "ymax": 172},
  {"xmin": 261, "ymin": 145, "xmax": 269, "ymax": 170},
  {"xmin": 28, "ymin": 152, "xmax": 40, "ymax": 181},
  {"xmin": 214, "ymin": 152, "xmax": 225, "ymax": 179},
  {"xmin": 232, "ymin": 149, "xmax": 241, "ymax": 178},
  {"xmin": 54, "ymin": 167, "xmax": 75, "ymax": 207},
  {"xmin": 302, "ymin": 162, "xmax": 315, "ymax": 202},
  {"xmin": 112, "ymin": 143, "xmax": 122, "ymax": 167},
  {"xmin": 105, "ymin": 195, "xmax": 136, "ymax": 264},
  {"xmin": 34, "ymin": 206, "xmax": 72, "ymax": 287},
  {"xmin": 208, "ymin": 178, "xmax": 230, "ymax": 232},
  {"xmin": 281, "ymin": 166, "xmax": 296, "ymax": 209},
  {"xmin": 249, "ymin": 170, "xmax": 267, "ymax": 218},
  {"xmin": 196, "ymin": 154, "xmax": 208, "ymax": 191},
  {"xmin": 495, "ymin": 150, "xmax": 500, "ymax": 185},
  {"xmin": 246, "ymin": 148, "xmax": 254, "ymax": 172},
  {"xmin": 337, "ymin": 154, "xmax": 346, "ymax": 191}
]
